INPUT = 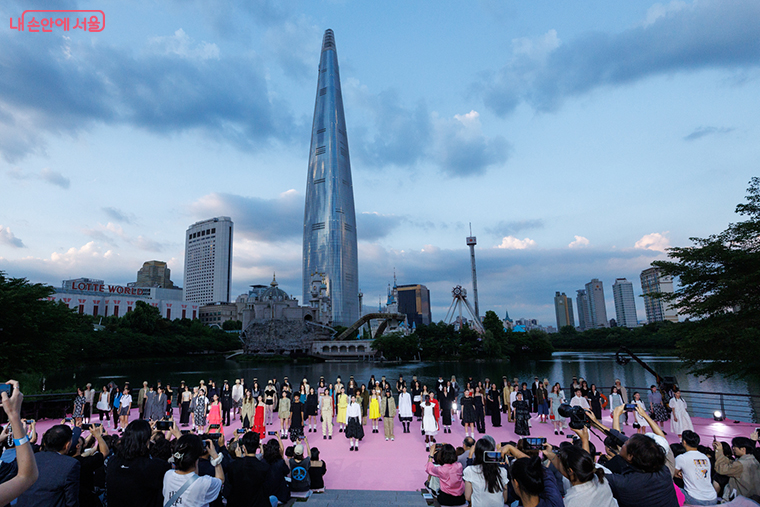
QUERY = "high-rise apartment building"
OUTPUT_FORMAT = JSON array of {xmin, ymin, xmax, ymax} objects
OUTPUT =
[
  {"xmin": 397, "ymin": 284, "xmax": 432, "ymax": 328},
  {"xmin": 585, "ymin": 278, "xmax": 609, "ymax": 328},
  {"xmin": 135, "ymin": 260, "xmax": 175, "ymax": 288},
  {"xmin": 640, "ymin": 267, "xmax": 678, "ymax": 323},
  {"xmin": 576, "ymin": 289, "xmax": 590, "ymax": 330},
  {"xmin": 183, "ymin": 217, "xmax": 233, "ymax": 305},
  {"xmin": 302, "ymin": 29, "xmax": 359, "ymax": 326},
  {"xmin": 554, "ymin": 291, "xmax": 575, "ymax": 329},
  {"xmin": 612, "ymin": 278, "xmax": 638, "ymax": 328}
]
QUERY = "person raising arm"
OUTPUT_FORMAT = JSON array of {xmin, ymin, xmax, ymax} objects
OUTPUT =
[{"xmin": 0, "ymin": 380, "xmax": 39, "ymax": 505}]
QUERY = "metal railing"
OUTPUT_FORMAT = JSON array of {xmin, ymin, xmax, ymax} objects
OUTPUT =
[{"xmin": 615, "ymin": 387, "xmax": 759, "ymax": 423}]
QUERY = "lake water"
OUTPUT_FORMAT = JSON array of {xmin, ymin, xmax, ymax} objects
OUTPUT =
[{"xmin": 47, "ymin": 351, "xmax": 760, "ymax": 421}]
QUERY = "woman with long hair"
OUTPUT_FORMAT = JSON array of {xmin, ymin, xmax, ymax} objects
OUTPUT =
[
  {"xmin": 207, "ymin": 393, "xmax": 223, "ymax": 436},
  {"xmin": 252, "ymin": 395, "xmax": 266, "ymax": 437},
  {"xmin": 510, "ymin": 455, "xmax": 563, "ymax": 507},
  {"xmin": 473, "ymin": 387, "xmax": 486, "ymax": 434},
  {"xmin": 368, "ymin": 389, "xmax": 381, "ymax": 434},
  {"xmin": 264, "ymin": 381, "xmax": 276, "ymax": 426},
  {"xmin": 179, "ymin": 385, "xmax": 192, "ymax": 426},
  {"xmin": 512, "ymin": 391, "xmax": 530, "ymax": 436},
  {"xmin": 162, "ymin": 433, "xmax": 223, "ymax": 507},
  {"xmin": 509, "ymin": 384, "xmax": 519, "ymax": 423},
  {"xmin": 548, "ymin": 383, "xmax": 565, "ymax": 435},
  {"xmin": 487, "ymin": 384, "xmax": 502, "ymax": 428},
  {"xmin": 107, "ymin": 420, "xmax": 170, "ymax": 505},
  {"xmin": 669, "ymin": 388, "xmax": 693, "ymax": 438},
  {"xmin": 263, "ymin": 436, "xmax": 290, "ymax": 505},
  {"xmin": 336, "ymin": 387, "xmax": 348, "ymax": 433},
  {"xmin": 609, "ymin": 386, "xmax": 625, "ymax": 427},
  {"xmin": 632, "ymin": 391, "xmax": 649, "ymax": 434},
  {"xmin": 554, "ymin": 444, "xmax": 616, "ymax": 506},
  {"xmin": 463, "ymin": 438, "xmax": 509, "ymax": 506},
  {"xmin": 73, "ymin": 387, "xmax": 86, "ymax": 426},
  {"xmin": 439, "ymin": 385, "xmax": 453, "ymax": 433},
  {"xmin": 360, "ymin": 384, "xmax": 370, "ymax": 426},
  {"xmin": 588, "ymin": 383, "xmax": 605, "ymax": 420},
  {"xmin": 241, "ymin": 390, "xmax": 255, "ymax": 429},
  {"xmin": 96, "ymin": 385, "xmax": 111, "ymax": 425},
  {"xmin": 193, "ymin": 388, "xmax": 208, "ymax": 433}
]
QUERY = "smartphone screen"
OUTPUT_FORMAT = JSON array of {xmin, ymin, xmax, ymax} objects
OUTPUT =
[
  {"xmin": 236, "ymin": 428, "xmax": 246, "ymax": 434},
  {"xmin": 209, "ymin": 424, "xmax": 220, "ymax": 429},
  {"xmin": 0, "ymin": 384, "xmax": 11, "ymax": 395},
  {"xmin": 484, "ymin": 451, "xmax": 501, "ymax": 463},
  {"xmin": 268, "ymin": 431, "xmax": 277, "ymax": 436},
  {"xmin": 624, "ymin": 403, "xmax": 637, "ymax": 411},
  {"xmin": 156, "ymin": 421, "xmax": 172, "ymax": 431}
]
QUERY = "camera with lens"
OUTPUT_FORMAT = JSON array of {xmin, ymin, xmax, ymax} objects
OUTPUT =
[{"xmin": 558, "ymin": 403, "xmax": 589, "ymax": 429}]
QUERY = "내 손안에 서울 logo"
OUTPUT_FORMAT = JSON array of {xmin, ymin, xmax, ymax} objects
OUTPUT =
[{"xmin": 9, "ymin": 10, "xmax": 105, "ymax": 32}]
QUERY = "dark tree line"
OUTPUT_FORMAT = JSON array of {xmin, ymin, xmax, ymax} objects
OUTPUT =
[{"xmin": 0, "ymin": 272, "xmax": 240, "ymax": 380}]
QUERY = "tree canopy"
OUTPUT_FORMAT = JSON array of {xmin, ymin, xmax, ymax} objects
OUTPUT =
[{"xmin": 652, "ymin": 177, "xmax": 760, "ymax": 378}]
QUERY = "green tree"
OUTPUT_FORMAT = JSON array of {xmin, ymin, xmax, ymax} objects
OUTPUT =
[
  {"xmin": 222, "ymin": 319, "xmax": 242, "ymax": 330},
  {"xmin": 653, "ymin": 177, "xmax": 760, "ymax": 377}
]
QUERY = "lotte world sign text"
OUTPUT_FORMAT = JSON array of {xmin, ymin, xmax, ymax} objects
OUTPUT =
[{"xmin": 69, "ymin": 281, "xmax": 148, "ymax": 296}]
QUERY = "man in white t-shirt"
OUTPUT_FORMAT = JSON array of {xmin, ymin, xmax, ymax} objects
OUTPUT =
[
  {"xmin": 569, "ymin": 389, "xmax": 590, "ymax": 410},
  {"xmin": 675, "ymin": 430, "xmax": 718, "ymax": 505}
]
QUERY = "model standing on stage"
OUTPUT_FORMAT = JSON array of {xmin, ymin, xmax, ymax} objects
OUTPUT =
[
  {"xmin": 398, "ymin": 386, "xmax": 413, "ymax": 433},
  {"xmin": 278, "ymin": 390, "xmax": 291, "ymax": 437},
  {"xmin": 336, "ymin": 387, "xmax": 348, "ymax": 433},
  {"xmin": 305, "ymin": 387, "xmax": 319, "ymax": 433},
  {"xmin": 345, "ymin": 395, "xmax": 364, "ymax": 451},
  {"xmin": 368, "ymin": 390, "xmax": 380, "ymax": 433},
  {"xmin": 421, "ymin": 395, "xmax": 439, "ymax": 452}
]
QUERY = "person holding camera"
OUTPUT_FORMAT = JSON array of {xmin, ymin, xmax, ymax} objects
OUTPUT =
[
  {"xmin": 162, "ymin": 434, "xmax": 223, "ymax": 507},
  {"xmin": 426, "ymin": 443, "xmax": 465, "ymax": 506},
  {"xmin": 588, "ymin": 405, "xmax": 679, "ymax": 507},
  {"xmin": 550, "ymin": 427, "xmax": 618, "ymax": 506}
]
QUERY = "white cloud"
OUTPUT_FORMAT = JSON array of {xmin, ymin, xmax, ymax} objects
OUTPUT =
[
  {"xmin": 0, "ymin": 225, "xmax": 25, "ymax": 248},
  {"xmin": 568, "ymin": 235, "xmax": 590, "ymax": 248},
  {"xmin": 148, "ymin": 29, "xmax": 220, "ymax": 60},
  {"xmin": 495, "ymin": 236, "xmax": 536, "ymax": 250},
  {"xmin": 634, "ymin": 232, "xmax": 670, "ymax": 251}
]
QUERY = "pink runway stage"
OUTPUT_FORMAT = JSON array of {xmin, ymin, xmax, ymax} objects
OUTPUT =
[{"xmin": 32, "ymin": 408, "xmax": 756, "ymax": 491}]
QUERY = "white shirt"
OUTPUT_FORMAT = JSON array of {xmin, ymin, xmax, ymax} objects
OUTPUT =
[
  {"xmin": 398, "ymin": 392, "xmax": 413, "ymax": 418},
  {"xmin": 675, "ymin": 450, "xmax": 717, "ymax": 502},
  {"xmin": 163, "ymin": 471, "xmax": 222, "ymax": 507},
  {"xmin": 463, "ymin": 464, "xmax": 508, "ymax": 507},
  {"xmin": 347, "ymin": 401, "xmax": 362, "ymax": 422},
  {"xmin": 231, "ymin": 384, "xmax": 243, "ymax": 402},
  {"xmin": 570, "ymin": 395, "xmax": 590, "ymax": 410},
  {"xmin": 120, "ymin": 394, "xmax": 132, "ymax": 408},
  {"xmin": 563, "ymin": 476, "xmax": 619, "ymax": 507}
]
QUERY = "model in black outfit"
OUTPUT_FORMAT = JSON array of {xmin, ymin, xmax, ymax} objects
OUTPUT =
[
  {"xmin": 221, "ymin": 382, "xmax": 233, "ymax": 426},
  {"xmin": 439, "ymin": 387, "xmax": 452, "ymax": 432},
  {"xmin": 487, "ymin": 386, "xmax": 501, "ymax": 427},
  {"xmin": 473, "ymin": 388, "xmax": 486, "ymax": 433},
  {"xmin": 290, "ymin": 397, "xmax": 305, "ymax": 440},
  {"xmin": 588, "ymin": 385, "xmax": 603, "ymax": 420}
]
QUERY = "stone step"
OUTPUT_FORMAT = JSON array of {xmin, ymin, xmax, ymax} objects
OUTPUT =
[{"xmin": 304, "ymin": 489, "xmax": 429, "ymax": 507}]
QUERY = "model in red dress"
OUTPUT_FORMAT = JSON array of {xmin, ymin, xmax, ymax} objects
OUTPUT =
[
  {"xmin": 207, "ymin": 395, "xmax": 224, "ymax": 436},
  {"xmin": 253, "ymin": 396, "xmax": 266, "ymax": 436}
]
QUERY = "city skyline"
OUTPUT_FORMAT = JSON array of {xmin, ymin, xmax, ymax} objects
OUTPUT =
[{"xmin": 0, "ymin": 1, "xmax": 758, "ymax": 325}]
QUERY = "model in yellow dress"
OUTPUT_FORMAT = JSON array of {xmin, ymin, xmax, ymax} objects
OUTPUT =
[
  {"xmin": 368, "ymin": 393, "xmax": 380, "ymax": 433},
  {"xmin": 336, "ymin": 389, "xmax": 348, "ymax": 431}
]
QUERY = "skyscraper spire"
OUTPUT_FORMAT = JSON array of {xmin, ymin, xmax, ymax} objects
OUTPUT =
[{"xmin": 303, "ymin": 29, "xmax": 359, "ymax": 326}]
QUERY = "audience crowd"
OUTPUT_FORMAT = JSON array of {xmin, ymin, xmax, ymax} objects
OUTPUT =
[{"xmin": 0, "ymin": 372, "xmax": 757, "ymax": 507}]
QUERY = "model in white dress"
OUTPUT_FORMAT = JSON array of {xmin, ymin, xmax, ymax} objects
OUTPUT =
[
  {"xmin": 669, "ymin": 393, "xmax": 693, "ymax": 436},
  {"xmin": 421, "ymin": 402, "xmax": 438, "ymax": 436}
]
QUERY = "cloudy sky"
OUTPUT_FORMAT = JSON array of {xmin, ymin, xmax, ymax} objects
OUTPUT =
[{"xmin": 1, "ymin": 0, "xmax": 758, "ymax": 326}]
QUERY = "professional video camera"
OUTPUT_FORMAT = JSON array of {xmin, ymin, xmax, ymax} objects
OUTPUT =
[{"xmin": 558, "ymin": 403, "xmax": 590, "ymax": 430}]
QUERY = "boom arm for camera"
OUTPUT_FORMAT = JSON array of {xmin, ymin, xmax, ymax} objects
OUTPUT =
[{"xmin": 615, "ymin": 346, "xmax": 677, "ymax": 394}]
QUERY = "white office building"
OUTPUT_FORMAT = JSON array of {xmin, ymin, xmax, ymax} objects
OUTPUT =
[
  {"xmin": 612, "ymin": 278, "xmax": 638, "ymax": 328},
  {"xmin": 585, "ymin": 278, "xmax": 609, "ymax": 328},
  {"xmin": 183, "ymin": 217, "xmax": 233, "ymax": 305},
  {"xmin": 640, "ymin": 267, "xmax": 679, "ymax": 323}
]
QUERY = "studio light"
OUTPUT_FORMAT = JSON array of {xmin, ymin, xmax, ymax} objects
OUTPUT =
[
  {"xmin": 713, "ymin": 410, "xmax": 725, "ymax": 421},
  {"xmin": 452, "ymin": 402, "xmax": 457, "ymax": 411}
]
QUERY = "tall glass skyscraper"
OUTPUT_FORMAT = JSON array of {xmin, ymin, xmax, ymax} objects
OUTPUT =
[{"xmin": 303, "ymin": 30, "xmax": 359, "ymax": 326}]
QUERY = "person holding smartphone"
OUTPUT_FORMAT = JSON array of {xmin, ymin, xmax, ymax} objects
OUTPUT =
[
  {"xmin": 0, "ymin": 381, "xmax": 38, "ymax": 505},
  {"xmin": 426, "ymin": 443, "xmax": 465, "ymax": 506},
  {"xmin": 463, "ymin": 438, "xmax": 509, "ymax": 507}
]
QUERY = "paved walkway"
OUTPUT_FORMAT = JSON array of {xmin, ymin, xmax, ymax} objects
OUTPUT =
[{"xmin": 307, "ymin": 490, "xmax": 427, "ymax": 506}]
